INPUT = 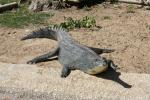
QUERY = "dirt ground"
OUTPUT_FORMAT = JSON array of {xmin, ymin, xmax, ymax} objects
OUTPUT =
[{"xmin": 0, "ymin": 3, "xmax": 150, "ymax": 74}]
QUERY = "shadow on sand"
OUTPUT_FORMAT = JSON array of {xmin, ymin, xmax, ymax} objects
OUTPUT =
[
  {"xmin": 66, "ymin": 0, "xmax": 107, "ymax": 8},
  {"xmin": 67, "ymin": 0, "xmax": 118, "ymax": 8},
  {"xmin": 94, "ymin": 67, "xmax": 132, "ymax": 88}
]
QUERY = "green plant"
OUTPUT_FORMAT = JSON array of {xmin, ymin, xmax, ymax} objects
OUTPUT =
[
  {"xmin": 81, "ymin": 16, "xmax": 96, "ymax": 28},
  {"xmin": 103, "ymin": 16, "xmax": 111, "ymax": 20},
  {"xmin": 50, "ymin": 16, "xmax": 96, "ymax": 30},
  {"xmin": 60, "ymin": 17, "xmax": 77, "ymax": 29},
  {"xmin": 126, "ymin": 5, "xmax": 135, "ymax": 13},
  {"xmin": 0, "ymin": 5, "xmax": 54, "ymax": 28}
]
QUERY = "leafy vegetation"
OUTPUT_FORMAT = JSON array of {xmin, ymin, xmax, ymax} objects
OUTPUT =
[
  {"xmin": 49, "ymin": 16, "xmax": 96, "ymax": 30},
  {"xmin": 0, "ymin": 5, "xmax": 54, "ymax": 28},
  {"xmin": 0, "ymin": 0, "xmax": 95, "ymax": 29},
  {"xmin": 126, "ymin": 5, "xmax": 135, "ymax": 13},
  {"xmin": 103, "ymin": 16, "xmax": 111, "ymax": 20}
]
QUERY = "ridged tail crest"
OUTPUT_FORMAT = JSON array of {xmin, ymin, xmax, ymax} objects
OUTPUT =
[{"xmin": 21, "ymin": 27, "xmax": 68, "ymax": 41}]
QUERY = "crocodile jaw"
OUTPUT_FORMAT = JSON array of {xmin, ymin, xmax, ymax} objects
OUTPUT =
[{"xmin": 86, "ymin": 65, "xmax": 108, "ymax": 75}]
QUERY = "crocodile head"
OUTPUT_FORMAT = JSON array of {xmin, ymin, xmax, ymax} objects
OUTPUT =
[{"xmin": 85, "ymin": 57, "xmax": 109, "ymax": 75}]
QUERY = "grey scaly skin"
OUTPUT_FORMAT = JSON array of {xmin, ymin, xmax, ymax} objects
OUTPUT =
[{"xmin": 21, "ymin": 27, "xmax": 117, "ymax": 78}]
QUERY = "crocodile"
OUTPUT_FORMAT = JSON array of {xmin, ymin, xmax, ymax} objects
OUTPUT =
[{"xmin": 21, "ymin": 27, "xmax": 117, "ymax": 78}]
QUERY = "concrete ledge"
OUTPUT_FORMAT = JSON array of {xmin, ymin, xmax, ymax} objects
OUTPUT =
[{"xmin": 0, "ymin": 62, "xmax": 150, "ymax": 99}]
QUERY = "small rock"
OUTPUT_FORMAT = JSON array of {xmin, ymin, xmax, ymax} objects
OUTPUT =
[
  {"xmin": 25, "ymin": 29, "xmax": 30, "ymax": 32},
  {"xmin": 114, "ymin": 4, "xmax": 122, "ymax": 9},
  {"xmin": 0, "ymin": 33, "xmax": 5, "ymax": 36},
  {"xmin": 7, "ymin": 32, "xmax": 11, "ymax": 34},
  {"xmin": 12, "ymin": 31, "xmax": 17, "ymax": 34}
]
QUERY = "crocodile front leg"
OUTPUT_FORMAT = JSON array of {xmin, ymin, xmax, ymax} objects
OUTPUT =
[
  {"xmin": 27, "ymin": 47, "xmax": 59, "ymax": 64},
  {"xmin": 61, "ymin": 65, "xmax": 72, "ymax": 78},
  {"xmin": 107, "ymin": 59, "xmax": 118, "ymax": 71}
]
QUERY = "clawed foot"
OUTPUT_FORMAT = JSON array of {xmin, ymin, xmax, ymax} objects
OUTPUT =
[
  {"xmin": 61, "ymin": 70, "xmax": 70, "ymax": 78},
  {"xmin": 61, "ymin": 66, "xmax": 71, "ymax": 78},
  {"xmin": 27, "ymin": 59, "xmax": 37, "ymax": 64},
  {"xmin": 61, "ymin": 73, "xmax": 68, "ymax": 78},
  {"xmin": 107, "ymin": 60, "xmax": 118, "ymax": 71},
  {"xmin": 110, "ymin": 62, "xmax": 118, "ymax": 71}
]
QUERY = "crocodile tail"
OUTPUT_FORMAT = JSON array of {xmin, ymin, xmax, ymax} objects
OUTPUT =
[{"xmin": 21, "ymin": 27, "xmax": 57, "ymax": 41}]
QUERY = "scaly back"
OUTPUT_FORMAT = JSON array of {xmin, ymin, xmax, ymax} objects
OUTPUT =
[{"xmin": 21, "ymin": 27, "xmax": 73, "ymax": 43}]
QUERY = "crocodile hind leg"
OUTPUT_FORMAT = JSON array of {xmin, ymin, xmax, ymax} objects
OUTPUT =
[
  {"xmin": 88, "ymin": 46, "xmax": 115, "ymax": 55},
  {"xmin": 61, "ymin": 65, "xmax": 72, "ymax": 78},
  {"xmin": 27, "ymin": 47, "xmax": 59, "ymax": 64}
]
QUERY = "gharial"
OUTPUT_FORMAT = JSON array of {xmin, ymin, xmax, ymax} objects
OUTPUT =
[{"xmin": 21, "ymin": 27, "xmax": 117, "ymax": 78}]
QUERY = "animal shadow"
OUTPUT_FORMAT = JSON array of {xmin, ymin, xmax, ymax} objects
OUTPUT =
[
  {"xmin": 66, "ymin": 0, "xmax": 106, "ymax": 9},
  {"xmin": 41, "ymin": 57, "xmax": 58, "ymax": 62},
  {"xmin": 95, "ymin": 67, "xmax": 132, "ymax": 88}
]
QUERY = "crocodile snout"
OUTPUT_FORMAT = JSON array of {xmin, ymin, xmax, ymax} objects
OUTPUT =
[{"xmin": 86, "ymin": 59, "xmax": 108, "ymax": 75}]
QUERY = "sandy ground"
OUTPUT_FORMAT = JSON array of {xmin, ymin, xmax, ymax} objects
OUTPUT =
[
  {"xmin": 0, "ymin": 62, "xmax": 150, "ymax": 100},
  {"xmin": 0, "ymin": 3, "xmax": 150, "ymax": 74}
]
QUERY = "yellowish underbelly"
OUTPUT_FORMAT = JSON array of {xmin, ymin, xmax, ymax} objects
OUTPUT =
[{"xmin": 86, "ymin": 65, "xmax": 108, "ymax": 75}]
